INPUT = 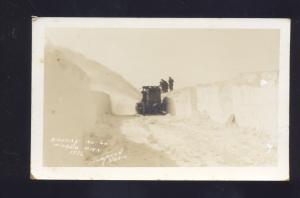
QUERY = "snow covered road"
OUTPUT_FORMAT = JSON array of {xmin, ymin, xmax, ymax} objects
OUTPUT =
[{"xmin": 115, "ymin": 114, "xmax": 276, "ymax": 166}]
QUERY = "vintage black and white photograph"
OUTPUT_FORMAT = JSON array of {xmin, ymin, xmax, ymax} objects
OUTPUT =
[{"xmin": 31, "ymin": 18, "xmax": 290, "ymax": 180}]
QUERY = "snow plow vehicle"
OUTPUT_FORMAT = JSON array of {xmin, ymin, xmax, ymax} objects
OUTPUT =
[{"xmin": 136, "ymin": 86, "xmax": 168, "ymax": 115}]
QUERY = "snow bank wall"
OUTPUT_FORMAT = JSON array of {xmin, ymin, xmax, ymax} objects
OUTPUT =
[
  {"xmin": 44, "ymin": 47, "xmax": 112, "ymax": 139},
  {"xmin": 166, "ymin": 87, "xmax": 198, "ymax": 117},
  {"xmin": 58, "ymin": 47, "xmax": 140, "ymax": 115},
  {"xmin": 196, "ymin": 73, "xmax": 278, "ymax": 134},
  {"xmin": 166, "ymin": 72, "xmax": 278, "ymax": 135}
]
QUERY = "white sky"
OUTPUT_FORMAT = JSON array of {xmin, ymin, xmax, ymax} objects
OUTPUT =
[{"xmin": 46, "ymin": 28, "xmax": 279, "ymax": 89}]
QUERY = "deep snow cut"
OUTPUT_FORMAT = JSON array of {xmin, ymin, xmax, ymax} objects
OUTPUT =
[{"xmin": 44, "ymin": 45, "xmax": 278, "ymax": 166}]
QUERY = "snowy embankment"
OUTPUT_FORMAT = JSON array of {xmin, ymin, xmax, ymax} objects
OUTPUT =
[
  {"xmin": 52, "ymin": 45, "xmax": 140, "ymax": 115},
  {"xmin": 45, "ymin": 44, "xmax": 141, "ymax": 136},
  {"xmin": 44, "ymin": 46, "xmax": 112, "ymax": 139},
  {"xmin": 166, "ymin": 72, "xmax": 278, "ymax": 136},
  {"xmin": 44, "ymin": 46, "xmax": 109, "ymax": 165},
  {"xmin": 197, "ymin": 72, "xmax": 278, "ymax": 135},
  {"xmin": 43, "ymin": 45, "xmax": 150, "ymax": 166}
]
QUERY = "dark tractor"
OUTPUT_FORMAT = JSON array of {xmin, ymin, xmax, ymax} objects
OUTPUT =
[{"xmin": 136, "ymin": 86, "xmax": 168, "ymax": 115}]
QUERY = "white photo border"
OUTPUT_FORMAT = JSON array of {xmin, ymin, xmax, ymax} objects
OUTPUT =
[{"xmin": 31, "ymin": 18, "xmax": 290, "ymax": 180}]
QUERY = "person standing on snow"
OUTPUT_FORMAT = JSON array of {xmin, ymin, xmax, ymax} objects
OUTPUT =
[
  {"xmin": 160, "ymin": 79, "xmax": 168, "ymax": 93},
  {"xmin": 159, "ymin": 79, "xmax": 164, "ymax": 92},
  {"xmin": 168, "ymin": 77, "xmax": 174, "ymax": 91}
]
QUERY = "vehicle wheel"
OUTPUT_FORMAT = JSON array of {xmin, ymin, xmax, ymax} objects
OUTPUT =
[
  {"xmin": 161, "ymin": 97, "xmax": 168, "ymax": 114},
  {"xmin": 136, "ymin": 103, "xmax": 145, "ymax": 115}
]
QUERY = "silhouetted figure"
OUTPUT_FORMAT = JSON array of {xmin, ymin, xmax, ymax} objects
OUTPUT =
[
  {"xmin": 160, "ymin": 79, "xmax": 165, "ymax": 93},
  {"xmin": 164, "ymin": 80, "xmax": 169, "ymax": 92},
  {"xmin": 168, "ymin": 77, "xmax": 174, "ymax": 91},
  {"xmin": 141, "ymin": 88, "xmax": 147, "ymax": 102},
  {"xmin": 160, "ymin": 79, "xmax": 169, "ymax": 93}
]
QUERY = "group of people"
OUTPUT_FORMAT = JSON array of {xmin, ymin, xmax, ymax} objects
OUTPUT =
[{"xmin": 160, "ymin": 77, "xmax": 174, "ymax": 93}]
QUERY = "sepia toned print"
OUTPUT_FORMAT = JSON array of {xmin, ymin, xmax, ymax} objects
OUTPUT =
[{"xmin": 31, "ymin": 18, "xmax": 290, "ymax": 180}]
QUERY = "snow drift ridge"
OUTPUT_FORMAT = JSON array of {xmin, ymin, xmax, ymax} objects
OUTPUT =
[
  {"xmin": 46, "ymin": 44, "xmax": 140, "ymax": 115},
  {"xmin": 166, "ymin": 71, "xmax": 278, "ymax": 136}
]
